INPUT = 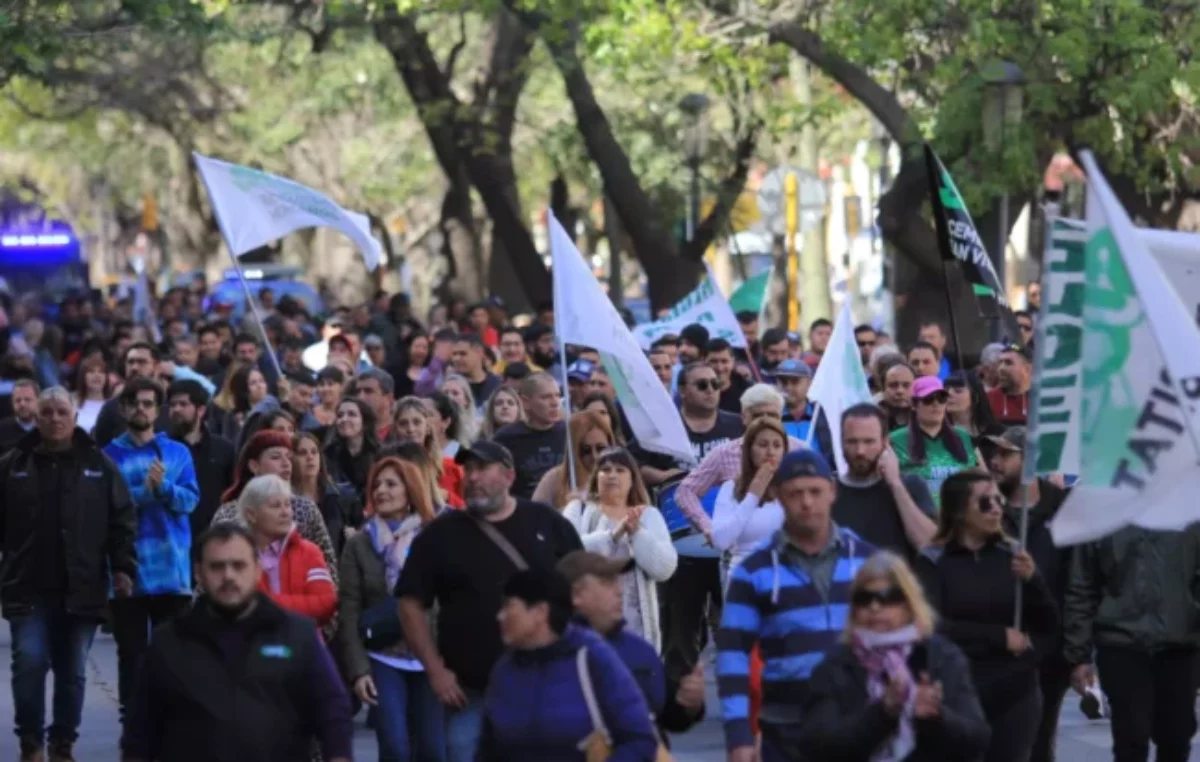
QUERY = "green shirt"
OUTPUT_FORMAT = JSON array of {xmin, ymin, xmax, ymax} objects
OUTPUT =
[{"xmin": 889, "ymin": 425, "xmax": 977, "ymax": 509}]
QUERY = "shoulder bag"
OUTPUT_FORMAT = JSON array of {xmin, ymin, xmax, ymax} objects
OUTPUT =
[{"xmin": 576, "ymin": 646, "xmax": 673, "ymax": 762}]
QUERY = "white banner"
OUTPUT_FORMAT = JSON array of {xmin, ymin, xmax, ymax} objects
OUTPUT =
[
  {"xmin": 632, "ymin": 275, "xmax": 746, "ymax": 350},
  {"xmin": 807, "ymin": 301, "xmax": 873, "ymax": 475},
  {"xmin": 550, "ymin": 212, "xmax": 695, "ymax": 463},
  {"xmin": 194, "ymin": 153, "xmax": 381, "ymax": 271},
  {"xmin": 1049, "ymin": 153, "xmax": 1200, "ymax": 545}
]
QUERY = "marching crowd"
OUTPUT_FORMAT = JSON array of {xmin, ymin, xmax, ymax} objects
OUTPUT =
[{"xmin": 0, "ymin": 278, "xmax": 1196, "ymax": 762}]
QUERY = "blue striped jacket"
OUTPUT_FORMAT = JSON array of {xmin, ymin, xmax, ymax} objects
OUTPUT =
[{"xmin": 715, "ymin": 525, "xmax": 875, "ymax": 750}]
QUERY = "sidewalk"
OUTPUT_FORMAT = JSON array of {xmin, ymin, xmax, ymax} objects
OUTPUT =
[{"xmin": 0, "ymin": 630, "xmax": 1193, "ymax": 761}]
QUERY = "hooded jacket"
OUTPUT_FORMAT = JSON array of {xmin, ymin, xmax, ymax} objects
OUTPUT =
[
  {"xmin": 257, "ymin": 529, "xmax": 337, "ymax": 628},
  {"xmin": 0, "ymin": 428, "xmax": 138, "ymax": 618},
  {"xmin": 104, "ymin": 431, "xmax": 200, "ymax": 596},
  {"xmin": 478, "ymin": 624, "xmax": 658, "ymax": 762}
]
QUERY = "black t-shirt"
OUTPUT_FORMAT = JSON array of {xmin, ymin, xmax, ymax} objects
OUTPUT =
[
  {"xmin": 469, "ymin": 374, "xmax": 502, "ymax": 410},
  {"xmin": 394, "ymin": 500, "xmax": 582, "ymax": 690},
  {"xmin": 833, "ymin": 474, "xmax": 935, "ymax": 563},
  {"xmin": 491, "ymin": 421, "xmax": 566, "ymax": 498},
  {"xmin": 718, "ymin": 375, "xmax": 752, "ymax": 415},
  {"xmin": 638, "ymin": 410, "xmax": 744, "ymax": 472}
]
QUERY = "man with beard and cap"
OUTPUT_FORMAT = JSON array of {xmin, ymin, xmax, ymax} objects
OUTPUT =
[
  {"xmin": 831, "ymin": 403, "xmax": 936, "ymax": 563},
  {"xmin": 167, "ymin": 379, "xmax": 236, "ymax": 538},
  {"xmin": 987, "ymin": 426, "xmax": 1074, "ymax": 762},
  {"xmin": 1, "ymin": 387, "xmax": 137, "ymax": 762},
  {"xmin": 395, "ymin": 441, "xmax": 581, "ymax": 762},
  {"xmin": 121, "ymin": 523, "xmax": 353, "ymax": 762},
  {"xmin": 103, "ymin": 377, "xmax": 200, "ymax": 726}
]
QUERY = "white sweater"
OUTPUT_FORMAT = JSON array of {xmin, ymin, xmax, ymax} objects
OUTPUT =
[
  {"xmin": 562, "ymin": 499, "xmax": 678, "ymax": 652},
  {"xmin": 711, "ymin": 480, "xmax": 784, "ymax": 570}
]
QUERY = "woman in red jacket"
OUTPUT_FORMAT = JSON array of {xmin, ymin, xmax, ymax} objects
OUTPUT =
[{"xmin": 238, "ymin": 473, "xmax": 338, "ymax": 629}]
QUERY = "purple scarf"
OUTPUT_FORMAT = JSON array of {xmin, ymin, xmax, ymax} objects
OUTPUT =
[
  {"xmin": 851, "ymin": 624, "xmax": 921, "ymax": 762},
  {"xmin": 258, "ymin": 530, "xmax": 293, "ymax": 594},
  {"xmin": 366, "ymin": 515, "xmax": 422, "ymax": 592}
]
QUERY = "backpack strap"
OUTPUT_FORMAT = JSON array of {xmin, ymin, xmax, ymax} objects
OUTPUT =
[{"xmin": 576, "ymin": 646, "xmax": 609, "ymax": 740}]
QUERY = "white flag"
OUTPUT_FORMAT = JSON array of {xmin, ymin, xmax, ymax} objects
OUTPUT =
[
  {"xmin": 806, "ymin": 301, "xmax": 872, "ymax": 474},
  {"xmin": 632, "ymin": 273, "xmax": 746, "ymax": 350},
  {"xmin": 193, "ymin": 153, "xmax": 382, "ymax": 271},
  {"xmin": 1049, "ymin": 152, "xmax": 1200, "ymax": 545},
  {"xmin": 550, "ymin": 212, "xmax": 695, "ymax": 463}
]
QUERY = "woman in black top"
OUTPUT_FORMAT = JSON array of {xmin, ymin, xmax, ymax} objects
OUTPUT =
[
  {"xmin": 915, "ymin": 470, "xmax": 1059, "ymax": 762},
  {"xmin": 944, "ymin": 371, "xmax": 1003, "ymax": 453},
  {"xmin": 324, "ymin": 396, "xmax": 381, "ymax": 505}
]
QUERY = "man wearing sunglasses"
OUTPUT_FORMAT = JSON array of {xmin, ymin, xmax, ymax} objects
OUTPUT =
[{"xmin": 103, "ymin": 377, "xmax": 200, "ymax": 727}]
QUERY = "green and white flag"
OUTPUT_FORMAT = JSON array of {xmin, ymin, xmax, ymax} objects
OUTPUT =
[
  {"xmin": 807, "ymin": 301, "xmax": 873, "ymax": 475},
  {"xmin": 632, "ymin": 273, "xmax": 745, "ymax": 351},
  {"xmin": 1049, "ymin": 152, "xmax": 1200, "ymax": 545},
  {"xmin": 728, "ymin": 271, "xmax": 771, "ymax": 316}
]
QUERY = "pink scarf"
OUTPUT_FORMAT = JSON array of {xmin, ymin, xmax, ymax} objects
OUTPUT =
[
  {"xmin": 851, "ymin": 624, "xmax": 921, "ymax": 762},
  {"xmin": 258, "ymin": 531, "xmax": 292, "ymax": 594}
]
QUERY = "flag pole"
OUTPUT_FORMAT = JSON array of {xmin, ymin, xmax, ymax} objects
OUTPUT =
[
  {"xmin": 941, "ymin": 262, "xmax": 967, "ymax": 372},
  {"xmin": 226, "ymin": 250, "xmax": 284, "ymax": 380},
  {"xmin": 1014, "ymin": 206, "xmax": 1056, "ymax": 630}
]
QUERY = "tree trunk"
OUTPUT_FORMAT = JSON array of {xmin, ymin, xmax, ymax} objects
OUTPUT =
[{"xmin": 437, "ymin": 181, "xmax": 485, "ymax": 303}]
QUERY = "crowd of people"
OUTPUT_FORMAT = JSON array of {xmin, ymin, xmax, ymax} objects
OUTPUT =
[{"xmin": 0, "ymin": 277, "xmax": 1194, "ymax": 762}]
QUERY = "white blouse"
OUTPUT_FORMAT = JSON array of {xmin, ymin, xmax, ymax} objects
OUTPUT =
[{"xmin": 711, "ymin": 480, "xmax": 784, "ymax": 569}]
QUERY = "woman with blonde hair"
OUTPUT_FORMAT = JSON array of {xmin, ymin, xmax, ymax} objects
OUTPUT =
[
  {"xmin": 393, "ymin": 395, "xmax": 463, "ymax": 508},
  {"xmin": 915, "ymin": 470, "xmax": 1057, "ymax": 762},
  {"xmin": 711, "ymin": 418, "xmax": 786, "ymax": 586},
  {"xmin": 438, "ymin": 375, "xmax": 479, "ymax": 450},
  {"xmin": 338, "ymin": 457, "xmax": 443, "ymax": 761},
  {"xmin": 478, "ymin": 386, "xmax": 524, "ymax": 440},
  {"xmin": 563, "ymin": 447, "xmax": 677, "ymax": 650},
  {"xmin": 531, "ymin": 410, "xmax": 614, "ymax": 510},
  {"xmin": 798, "ymin": 551, "xmax": 990, "ymax": 761}
]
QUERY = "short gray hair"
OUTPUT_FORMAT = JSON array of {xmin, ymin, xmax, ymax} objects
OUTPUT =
[
  {"xmin": 237, "ymin": 474, "xmax": 292, "ymax": 523},
  {"xmin": 740, "ymin": 383, "xmax": 785, "ymax": 411},
  {"xmin": 357, "ymin": 366, "xmax": 395, "ymax": 396},
  {"xmin": 38, "ymin": 385, "xmax": 75, "ymax": 414}
]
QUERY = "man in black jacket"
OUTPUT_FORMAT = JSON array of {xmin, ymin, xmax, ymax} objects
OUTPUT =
[
  {"xmin": 121, "ymin": 523, "xmax": 353, "ymax": 762},
  {"xmin": 166, "ymin": 380, "xmax": 236, "ymax": 544},
  {"xmin": 0, "ymin": 386, "xmax": 137, "ymax": 762},
  {"xmin": 0, "ymin": 378, "xmax": 40, "ymax": 455}
]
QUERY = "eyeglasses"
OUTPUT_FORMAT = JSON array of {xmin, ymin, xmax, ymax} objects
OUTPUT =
[
  {"xmin": 856, "ymin": 340, "xmax": 875, "ymax": 348},
  {"xmin": 916, "ymin": 393, "xmax": 948, "ymax": 406},
  {"xmin": 689, "ymin": 380, "xmax": 718, "ymax": 392},
  {"xmin": 128, "ymin": 399, "xmax": 157, "ymax": 410},
  {"xmin": 851, "ymin": 587, "xmax": 907, "ymax": 608},
  {"xmin": 579, "ymin": 444, "xmax": 606, "ymax": 457},
  {"xmin": 977, "ymin": 495, "xmax": 1002, "ymax": 513}
]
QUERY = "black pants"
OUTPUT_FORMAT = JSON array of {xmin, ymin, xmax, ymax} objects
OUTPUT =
[
  {"xmin": 1097, "ymin": 645, "xmax": 1198, "ymax": 762},
  {"xmin": 984, "ymin": 684, "xmax": 1042, "ymax": 762},
  {"xmin": 111, "ymin": 594, "xmax": 192, "ymax": 721},
  {"xmin": 661, "ymin": 555, "xmax": 722, "ymax": 681},
  {"xmin": 1031, "ymin": 656, "xmax": 1073, "ymax": 762}
]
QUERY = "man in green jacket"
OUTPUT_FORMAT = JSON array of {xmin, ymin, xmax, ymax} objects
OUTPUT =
[{"xmin": 1063, "ymin": 524, "xmax": 1200, "ymax": 762}]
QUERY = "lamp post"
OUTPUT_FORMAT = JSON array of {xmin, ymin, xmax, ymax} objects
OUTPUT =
[
  {"xmin": 680, "ymin": 93, "xmax": 710, "ymax": 243},
  {"xmin": 982, "ymin": 61, "xmax": 1024, "ymax": 293}
]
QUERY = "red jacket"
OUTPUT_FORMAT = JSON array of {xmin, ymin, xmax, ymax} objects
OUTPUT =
[
  {"xmin": 440, "ymin": 457, "xmax": 464, "ymax": 509},
  {"xmin": 257, "ymin": 531, "xmax": 337, "ymax": 628}
]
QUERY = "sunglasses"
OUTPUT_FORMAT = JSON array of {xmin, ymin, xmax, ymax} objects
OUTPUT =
[
  {"xmin": 977, "ymin": 495, "xmax": 1002, "ymax": 513},
  {"xmin": 127, "ymin": 399, "xmax": 158, "ymax": 410},
  {"xmin": 689, "ymin": 380, "xmax": 718, "ymax": 392},
  {"xmin": 916, "ymin": 393, "xmax": 948, "ymax": 406},
  {"xmin": 851, "ymin": 587, "xmax": 907, "ymax": 608},
  {"xmin": 579, "ymin": 444, "xmax": 606, "ymax": 457},
  {"xmin": 856, "ymin": 340, "xmax": 875, "ymax": 348}
]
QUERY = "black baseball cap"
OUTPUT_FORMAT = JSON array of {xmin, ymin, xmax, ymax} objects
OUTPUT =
[{"xmin": 455, "ymin": 440, "xmax": 515, "ymax": 470}]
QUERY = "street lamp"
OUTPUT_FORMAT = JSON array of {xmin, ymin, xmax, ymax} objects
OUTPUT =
[
  {"xmin": 680, "ymin": 93, "xmax": 711, "ymax": 243},
  {"xmin": 981, "ymin": 60, "xmax": 1025, "ymax": 290}
]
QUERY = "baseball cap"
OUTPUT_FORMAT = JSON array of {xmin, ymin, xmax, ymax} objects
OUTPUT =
[
  {"xmin": 486, "ymin": 295, "xmax": 507, "ymax": 310},
  {"xmin": 557, "ymin": 550, "xmax": 634, "ymax": 584},
  {"xmin": 986, "ymin": 426, "xmax": 1026, "ymax": 453},
  {"xmin": 773, "ymin": 359, "xmax": 812, "ymax": 379},
  {"xmin": 284, "ymin": 368, "xmax": 316, "ymax": 387},
  {"xmin": 911, "ymin": 376, "xmax": 946, "ymax": 400},
  {"xmin": 503, "ymin": 362, "xmax": 531, "ymax": 381},
  {"xmin": 567, "ymin": 359, "xmax": 595, "ymax": 383},
  {"xmin": 773, "ymin": 449, "xmax": 834, "ymax": 485},
  {"xmin": 455, "ymin": 440, "xmax": 515, "ymax": 470},
  {"xmin": 364, "ymin": 334, "xmax": 385, "ymax": 349}
]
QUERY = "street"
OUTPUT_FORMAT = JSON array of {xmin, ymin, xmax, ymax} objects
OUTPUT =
[{"xmin": 0, "ymin": 631, "xmax": 1190, "ymax": 761}]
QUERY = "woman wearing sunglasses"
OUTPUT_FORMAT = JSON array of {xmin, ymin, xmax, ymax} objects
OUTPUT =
[
  {"xmin": 531, "ymin": 410, "xmax": 615, "ymax": 510},
  {"xmin": 798, "ymin": 550, "xmax": 990, "ymax": 761},
  {"xmin": 915, "ymin": 471, "xmax": 1059, "ymax": 762},
  {"xmin": 889, "ymin": 376, "xmax": 979, "ymax": 508}
]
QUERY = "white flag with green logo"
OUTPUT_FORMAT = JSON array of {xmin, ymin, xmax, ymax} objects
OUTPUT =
[
  {"xmin": 807, "ymin": 301, "xmax": 873, "ymax": 475},
  {"xmin": 1050, "ymin": 153, "xmax": 1200, "ymax": 545}
]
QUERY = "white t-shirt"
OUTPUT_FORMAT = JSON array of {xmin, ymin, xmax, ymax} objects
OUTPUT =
[{"xmin": 76, "ymin": 398, "xmax": 105, "ymax": 435}]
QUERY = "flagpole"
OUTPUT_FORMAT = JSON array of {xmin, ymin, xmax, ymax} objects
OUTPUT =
[
  {"xmin": 1014, "ymin": 206, "xmax": 1056, "ymax": 630},
  {"xmin": 226, "ymin": 250, "xmax": 284, "ymax": 380},
  {"xmin": 941, "ymin": 261, "xmax": 966, "ymax": 371}
]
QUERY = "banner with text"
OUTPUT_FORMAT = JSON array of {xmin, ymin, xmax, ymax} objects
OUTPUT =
[{"xmin": 632, "ymin": 275, "xmax": 746, "ymax": 351}]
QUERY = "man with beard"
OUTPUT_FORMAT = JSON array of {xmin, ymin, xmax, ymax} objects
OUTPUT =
[
  {"xmin": 758, "ymin": 328, "xmax": 790, "ymax": 373},
  {"xmin": 396, "ymin": 441, "xmax": 581, "ymax": 762},
  {"xmin": 121, "ymin": 523, "xmax": 353, "ymax": 762},
  {"xmin": 987, "ymin": 344, "xmax": 1032, "ymax": 425},
  {"xmin": 93, "ymin": 342, "xmax": 170, "ymax": 447},
  {"xmin": 831, "ymin": 403, "xmax": 936, "ymax": 562},
  {"xmin": 103, "ymin": 377, "xmax": 200, "ymax": 725},
  {"xmin": 987, "ymin": 426, "xmax": 1073, "ymax": 762},
  {"xmin": 167, "ymin": 379, "xmax": 235, "ymax": 537},
  {"xmin": 280, "ymin": 368, "xmax": 321, "ymax": 431},
  {"xmin": 1, "ymin": 387, "xmax": 136, "ymax": 762},
  {"xmin": 524, "ymin": 324, "xmax": 558, "ymax": 374}
]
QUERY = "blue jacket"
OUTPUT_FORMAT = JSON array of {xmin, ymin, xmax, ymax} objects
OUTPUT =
[
  {"xmin": 479, "ymin": 624, "xmax": 658, "ymax": 762},
  {"xmin": 715, "ymin": 525, "xmax": 875, "ymax": 750},
  {"xmin": 595, "ymin": 619, "xmax": 706, "ymax": 738},
  {"xmin": 104, "ymin": 432, "xmax": 200, "ymax": 596}
]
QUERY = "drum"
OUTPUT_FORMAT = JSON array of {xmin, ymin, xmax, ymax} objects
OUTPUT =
[{"xmin": 657, "ymin": 477, "xmax": 722, "ymax": 558}]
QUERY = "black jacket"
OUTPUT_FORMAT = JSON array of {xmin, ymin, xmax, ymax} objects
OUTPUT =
[
  {"xmin": 0, "ymin": 428, "xmax": 138, "ymax": 619},
  {"xmin": 0, "ymin": 417, "xmax": 34, "ymax": 456},
  {"xmin": 798, "ymin": 635, "xmax": 991, "ymax": 762},
  {"xmin": 916, "ymin": 538, "xmax": 1059, "ymax": 713},
  {"xmin": 121, "ymin": 593, "xmax": 353, "ymax": 762},
  {"xmin": 174, "ymin": 430, "xmax": 236, "ymax": 539}
]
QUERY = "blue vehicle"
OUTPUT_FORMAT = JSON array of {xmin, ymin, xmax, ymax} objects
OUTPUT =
[
  {"xmin": 209, "ymin": 264, "xmax": 325, "ymax": 320},
  {"xmin": 0, "ymin": 223, "xmax": 89, "ymax": 310}
]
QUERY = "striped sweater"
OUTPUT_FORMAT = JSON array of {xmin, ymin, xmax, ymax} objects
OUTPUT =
[{"xmin": 715, "ymin": 524, "xmax": 875, "ymax": 750}]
